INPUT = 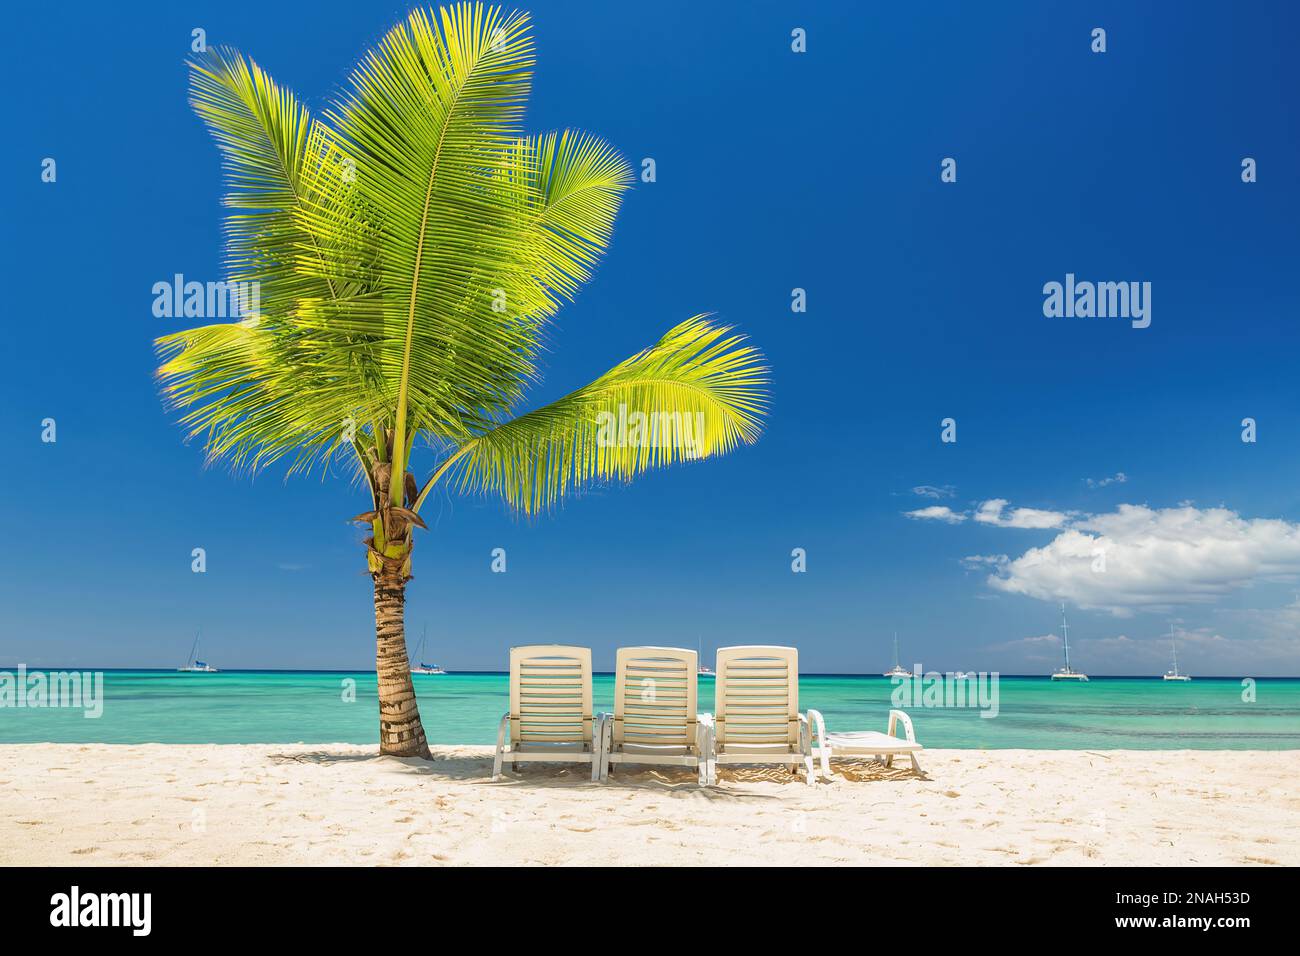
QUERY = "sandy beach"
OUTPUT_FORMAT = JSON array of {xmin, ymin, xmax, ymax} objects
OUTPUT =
[{"xmin": 2, "ymin": 744, "xmax": 1297, "ymax": 866}]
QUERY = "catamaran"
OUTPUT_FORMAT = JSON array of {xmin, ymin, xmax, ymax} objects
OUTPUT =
[
  {"xmin": 1163, "ymin": 625, "xmax": 1191, "ymax": 681},
  {"xmin": 177, "ymin": 630, "xmax": 218, "ymax": 672},
  {"xmin": 1051, "ymin": 604, "xmax": 1088, "ymax": 681},
  {"xmin": 883, "ymin": 632, "xmax": 911, "ymax": 678},
  {"xmin": 697, "ymin": 636, "xmax": 714, "ymax": 676},
  {"xmin": 410, "ymin": 625, "xmax": 446, "ymax": 675}
]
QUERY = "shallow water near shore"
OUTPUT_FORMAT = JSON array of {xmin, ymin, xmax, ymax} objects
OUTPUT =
[{"xmin": 1, "ymin": 670, "xmax": 1298, "ymax": 748}]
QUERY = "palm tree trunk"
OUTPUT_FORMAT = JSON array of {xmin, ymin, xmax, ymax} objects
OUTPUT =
[{"xmin": 372, "ymin": 564, "xmax": 431, "ymax": 758}]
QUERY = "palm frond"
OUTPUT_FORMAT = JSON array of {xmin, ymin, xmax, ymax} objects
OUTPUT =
[
  {"xmin": 187, "ymin": 46, "xmax": 340, "ymax": 319},
  {"xmin": 436, "ymin": 317, "xmax": 768, "ymax": 515},
  {"xmin": 313, "ymin": 3, "xmax": 543, "ymax": 466},
  {"xmin": 525, "ymin": 129, "xmax": 632, "ymax": 305},
  {"xmin": 172, "ymin": 48, "xmax": 388, "ymax": 475},
  {"xmin": 155, "ymin": 322, "xmax": 377, "ymax": 476}
]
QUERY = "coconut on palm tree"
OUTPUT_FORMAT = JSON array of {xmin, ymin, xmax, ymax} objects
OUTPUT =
[{"xmin": 155, "ymin": 3, "xmax": 768, "ymax": 757}]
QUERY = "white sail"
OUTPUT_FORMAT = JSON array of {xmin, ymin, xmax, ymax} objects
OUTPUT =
[{"xmin": 1051, "ymin": 605, "xmax": 1088, "ymax": 681}]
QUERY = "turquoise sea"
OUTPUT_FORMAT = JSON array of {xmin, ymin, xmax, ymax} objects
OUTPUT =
[{"xmin": 2, "ymin": 671, "xmax": 1299, "ymax": 748}]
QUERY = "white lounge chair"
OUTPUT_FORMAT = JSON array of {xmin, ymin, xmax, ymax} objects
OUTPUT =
[
  {"xmin": 712, "ymin": 645, "xmax": 823, "ymax": 785},
  {"xmin": 492, "ymin": 645, "xmax": 599, "ymax": 782},
  {"xmin": 809, "ymin": 709, "xmax": 924, "ymax": 778},
  {"xmin": 598, "ymin": 646, "xmax": 713, "ymax": 785}
]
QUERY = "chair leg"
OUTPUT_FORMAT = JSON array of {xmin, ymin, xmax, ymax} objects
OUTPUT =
[
  {"xmin": 492, "ymin": 713, "xmax": 508, "ymax": 781},
  {"xmin": 819, "ymin": 749, "xmax": 834, "ymax": 781},
  {"xmin": 596, "ymin": 716, "xmax": 610, "ymax": 782},
  {"xmin": 694, "ymin": 720, "xmax": 709, "ymax": 787}
]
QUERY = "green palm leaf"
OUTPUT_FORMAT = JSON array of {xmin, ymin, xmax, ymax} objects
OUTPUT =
[
  {"xmin": 316, "ymin": 4, "xmax": 542, "ymax": 503},
  {"xmin": 188, "ymin": 46, "xmax": 340, "ymax": 321},
  {"xmin": 426, "ymin": 317, "xmax": 768, "ymax": 515},
  {"xmin": 170, "ymin": 47, "xmax": 384, "ymax": 476},
  {"xmin": 526, "ymin": 130, "xmax": 632, "ymax": 304}
]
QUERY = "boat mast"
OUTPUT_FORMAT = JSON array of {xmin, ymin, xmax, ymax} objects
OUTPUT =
[
  {"xmin": 1060, "ymin": 604, "xmax": 1071, "ymax": 672},
  {"xmin": 1170, "ymin": 624, "xmax": 1179, "ymax": 676},
  {"xmin": 893, "ymin": 632, "xmax": 900, "ymax": 669},
  {"xmin": 185, "ymin": 629, "xmax": 200, "ymax": 668}
]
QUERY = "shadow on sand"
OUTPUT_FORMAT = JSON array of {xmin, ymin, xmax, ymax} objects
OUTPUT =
[{"xmin": 267, "ymin": 748, "xmax": 929, "ymax": 792}]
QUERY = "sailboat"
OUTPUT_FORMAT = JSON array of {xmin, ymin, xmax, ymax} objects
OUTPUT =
[
  {"xmin": 1050, "ymin": 604, "xmax": 1088, "ymax": 681},
  {"xmin": 1163, "ymin": 625, "xmax": 1191, "ymax": 681},
  {"xmin": 177, "ymin": 630, "xmax": 218, "ymax": 672},
  {"xmin": 410, "ymin": 625, "xmax": 446, "ymax": 675},
  {"xmin": 883, "ymin": 632, "xmax": 911, "ymax": 678},
  {"xmin": 696, "ymin": 636, "xmax": 714, "ymax": 677}
]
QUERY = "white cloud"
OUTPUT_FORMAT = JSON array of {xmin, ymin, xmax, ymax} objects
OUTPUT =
[
  {"xmin": 903, "ymin": 497, "xmax": 1070, "ymax": 529},
  {"xmin": 1085, "ymin": 472, "xmax": 1128, "ymax": 489},
  {"xmin": 912, "ymin": 484, "xmax": 955, "ymax": 499},
  {"xmin": 979, "ymin": 504, "xmax": 1300, "ymax": 615},
  {"xmin": 973, "ymin": 498, "xmax": 1071, "ymax": 530},
  {"xmin": 904, "ymin": 505, "xmax": 966, "ymax": 524}
]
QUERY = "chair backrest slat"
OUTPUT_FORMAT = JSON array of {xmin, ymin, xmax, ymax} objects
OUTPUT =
[
  {"xmin": 715, "ymin": 645, "xmax": 799, "ymax": 750},
  {"xmin": 510, "ymin": 645, "xmax": 593, "ymax": 745},
  {"xmin": 613, "ymin": 646, "xmax": 698, "ymax": 750}
]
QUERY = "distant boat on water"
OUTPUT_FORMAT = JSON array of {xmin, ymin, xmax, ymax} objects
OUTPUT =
[
  {"xmin": 1050, "ymin": 604, "xmax": 1088, "ymax": 681},
  {"xmin": 410, "ymin": 625, "xmax": 446, "ymax": 675},
  {"xmin": 884, "ymin": 632, "xmax": 911, "ymax": 678},
  {"xmin": 697, "ymin": 636, "xmax": 714, "ymax": 676},
  {"xmin": 1163, "ymin": 625, "xmax": 1191, "ymax": 681},
  {"xmin": 177, "ymin": 630, "xmax": 218, "ymax": 673}
]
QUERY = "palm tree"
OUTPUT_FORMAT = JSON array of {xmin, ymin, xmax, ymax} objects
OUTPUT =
[{"xmin": 155, "ymin": 3, "xmax": 768, "ymax": 757}]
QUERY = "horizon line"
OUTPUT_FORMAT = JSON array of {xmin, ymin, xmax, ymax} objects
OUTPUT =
[{"xmin": 1, "ymin": 666, "xmax": 1294, "ymax": 680}]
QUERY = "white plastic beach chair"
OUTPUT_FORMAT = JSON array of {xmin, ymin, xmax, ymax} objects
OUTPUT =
[
  {"xmin": 809, "ymin": 709, "xmax": 924, "ymax": 778},
  {"xmin": 712, "ymin": 645, "xmax": 822, "ymax": 786},
  {"xmin": 598, "ymin": 646, "xmax": 714, "ymax": 785},
  {"xmin": 492, "ymin": 645, "xmax": 599, "ymax": 782}
]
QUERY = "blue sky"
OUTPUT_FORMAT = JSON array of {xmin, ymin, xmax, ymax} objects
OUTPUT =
[{"xmin": 4, "ymin": 1, "xmax": 1299, "ymax": 674}]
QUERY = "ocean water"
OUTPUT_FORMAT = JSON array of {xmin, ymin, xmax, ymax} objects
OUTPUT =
[{"xmin": 2, "ymin": 671, "xmax": 1299, "ymax": 749}]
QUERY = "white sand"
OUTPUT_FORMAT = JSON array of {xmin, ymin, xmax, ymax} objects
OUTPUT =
[{"xmin": 2, "ymin": 745, "xmax": 1297, "ymax": 866}]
